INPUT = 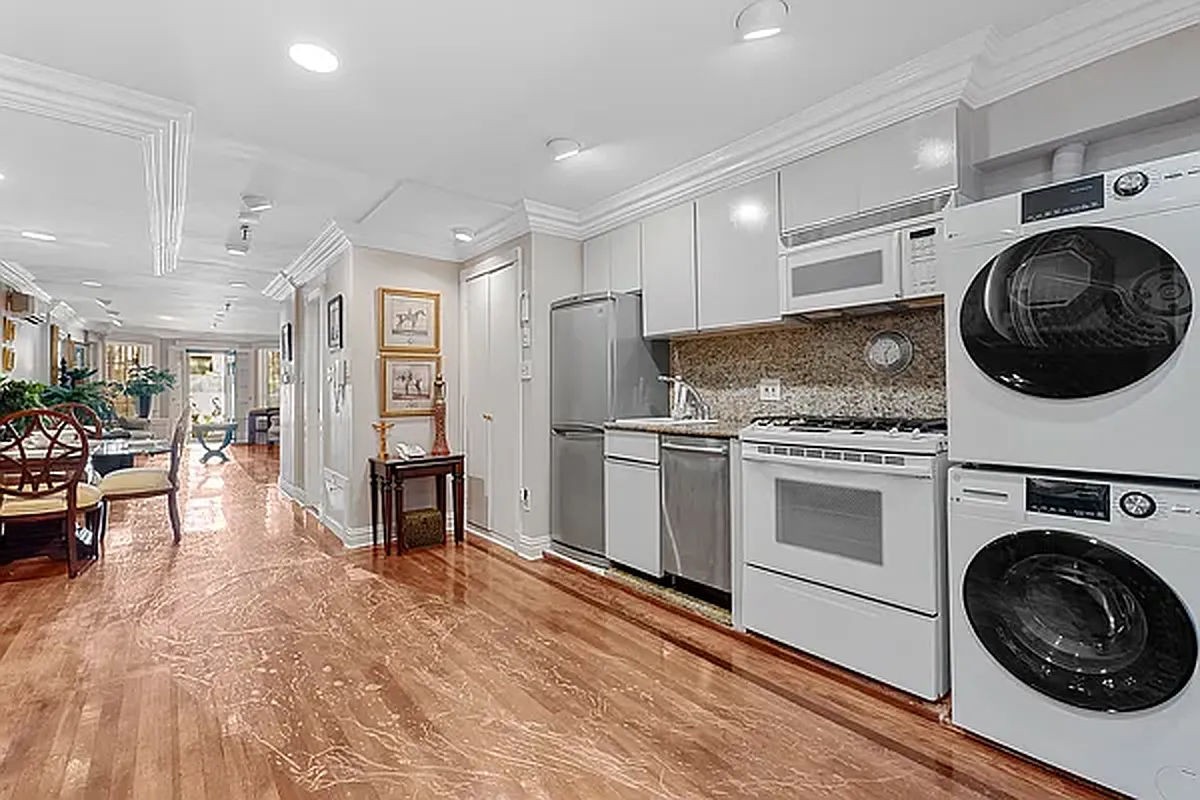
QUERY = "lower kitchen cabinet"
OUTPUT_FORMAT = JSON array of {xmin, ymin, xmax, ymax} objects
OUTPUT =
[{"xmin": 604, "ymin": 455, "xmax": 662, "ymax": 577}]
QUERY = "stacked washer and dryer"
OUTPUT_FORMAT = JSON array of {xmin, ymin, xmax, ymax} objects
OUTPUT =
[{"xmin": 943, "ymin": 151, "xmax": 1200, "ymax": 799}]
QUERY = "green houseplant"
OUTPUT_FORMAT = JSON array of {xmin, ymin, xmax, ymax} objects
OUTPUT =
[
  {"xmin": 42, "ymin": 367, "xmax": 121, "ymax": 423},
  {"xmin": 123, "ymin": 365, "xmax": 177, "ymax": 419},
  {"xmin": 0, "ymin": 376, "xmax": 45, "ymax": 418}
]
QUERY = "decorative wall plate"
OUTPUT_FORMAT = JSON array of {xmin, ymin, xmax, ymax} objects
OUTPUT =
[{"xmin": 865, "ymin": 330, "xmax": 914, "ymax": 375}]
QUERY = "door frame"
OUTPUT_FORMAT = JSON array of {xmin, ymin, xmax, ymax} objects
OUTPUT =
[
  {"xmin": 460, "ymin": 247, "xmax": 525, "ymax": 550},
  {"xmin": 302, "ymin": 285, "xmax": 325, "ymax": 515}
]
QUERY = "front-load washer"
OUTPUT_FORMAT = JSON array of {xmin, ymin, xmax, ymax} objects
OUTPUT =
[
  {"xmin": 944, "ymin": 151, "xmax": 1200, "ymax": 480},
  {"xmin": 948, "ymin": 465, "xmax": 1200, "ymax": 799}
]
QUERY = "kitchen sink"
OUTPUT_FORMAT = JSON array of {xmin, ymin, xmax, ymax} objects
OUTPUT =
[{"xmin": 615, "ymin": 417, "xmax": 720, "ymax": 426}]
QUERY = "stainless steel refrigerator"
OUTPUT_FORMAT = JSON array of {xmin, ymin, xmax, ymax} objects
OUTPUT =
[{"xmin": 550, "ymin": 293, "xmax": 668, "ymax": 564}]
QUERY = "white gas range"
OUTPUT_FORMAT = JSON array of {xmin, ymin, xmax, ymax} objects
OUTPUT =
[{"xmin": 739, "ymin": 415, "xmax": 950, "ymax": 700}]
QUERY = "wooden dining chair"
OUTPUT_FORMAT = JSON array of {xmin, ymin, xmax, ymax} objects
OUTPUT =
[
  {"xmin": 48, "ymin": 402, "xmax": 104, "ymax": 440},
  {"xmin": 97, "ymin": 415, "xmax": 187, "ymax": 544},
  {"xmin": 0, "ymin": 408, "xmax": 103, "ymax": 578}
]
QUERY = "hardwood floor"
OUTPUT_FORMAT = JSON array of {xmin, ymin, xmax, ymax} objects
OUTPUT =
[{"xmin": 0, "ymin": 445, "xmax": 1115, "ymax": 799}]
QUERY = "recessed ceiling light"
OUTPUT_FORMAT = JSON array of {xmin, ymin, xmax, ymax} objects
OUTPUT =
[
  {"xmin": 736, "ymin": 0, "xmax": 788, "ymax": 41},
  {"xmin": 229, "ymin": 281, "xmax": 249, "ymax": 289},
  {"xmin": 452, "ymin": 227, "xmax": 476, "ymax": 243},
  {"xmin": 289, "ymin": 42, "xmax": 339, "ymax": 74},
  {"xmin": 110, "ymin": 318, "xmax": 123, "ymax": 327},
  {"xmin": 81, "ymin": 280, "xmax": 103, "ymax": 288},
  {"xmin": 95, "ymin": 298, "xmax": 111, "ymax": 307},
  {"xmin": 157, "ymin": 314, "xmax": 177, "ymax": 321},
  {"xmin": 20, "ymin": 230, "xmax": 56, "ymax": 242},
  {"xmin": 105, "ymin": 309, "xmax": 121, "ymax": 317},
  {"xmin": 241, "ymin": 194, "xmax": 273, "ymax": 213},
  {"xmin": 0, "ymin": 172, "xmax": 6, "ymax": 181},
  {"xmin": 226, "ymin": 242, "xmax": 249, "ymax": 256},
  {"xmin": 546, "ymin": 138, "xmax": 583, "ymax": 162}
]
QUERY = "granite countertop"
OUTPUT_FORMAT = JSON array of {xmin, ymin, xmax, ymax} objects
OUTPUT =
[{"xmin": 605, "ymin": 420, "xmax": 744, "ymax": 439}]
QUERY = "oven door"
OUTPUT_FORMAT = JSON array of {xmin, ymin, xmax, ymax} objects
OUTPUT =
[
  {"xmin": 742, "ymin": 444, "xmax": 943, "ymax": 614},
  {"xmin": 781, "ymin": 229, "xmax": 901, "ymax": 315}
]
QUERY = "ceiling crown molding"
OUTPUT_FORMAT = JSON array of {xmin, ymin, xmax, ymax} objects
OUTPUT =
[
  {"xmin": 262, "ymin": 221, "xmax": 351, "ymax": 300},
  {"xmin": 0, "ymin": 53, "xmax": 193, "ymax": 276},
  {"xmin": 0, "ymin": 260, "xmax": 52, "ymax": 303}
]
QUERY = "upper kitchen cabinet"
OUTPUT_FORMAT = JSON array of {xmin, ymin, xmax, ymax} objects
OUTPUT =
[
  {"xmin": 696, "ymin": 173, "xmax": 780, "ymax": 330},
  {"xmin": 582, "ymin": 222, "xmax": 642, "ymax": 295},
  {"xmin": 641, "ymin": 202, "xmax": 697, "ymax": 337},
  {"xmin": 780, "ymin": 104, "xmax": 973, "ymax": 235}
]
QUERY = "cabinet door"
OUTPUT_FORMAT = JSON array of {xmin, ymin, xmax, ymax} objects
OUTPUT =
[
  {"xmin": 582, "ymin": 234, "xmax": 611, "ymax": 295},
  {"xmin": 697, "ymin": 174, "xmax": 781, "ymax": 330},
  {"xmin": 641, "ymin": 202, "xmax": 697, "ymax": 337},
  {"xmin": 604, "ymin": 458, "xmax": 662, "ymax": 576},
  {"xmin": 609, "ymin": 222, "xmax": 642, "ymax": 293}
]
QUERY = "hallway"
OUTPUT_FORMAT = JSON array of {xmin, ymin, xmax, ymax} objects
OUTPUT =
[{"xmin": 0, "ymin": 448, "xmax": 1107, "ymax": 799}]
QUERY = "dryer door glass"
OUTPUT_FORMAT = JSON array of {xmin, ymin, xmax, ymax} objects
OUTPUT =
[
  {"xmin": 963, "ymin": 529, "xmax": 1197, "ymax": 712},
  {"xmin": 960, "ymin": 227, "xmax": 1191, "ymax": 398}
]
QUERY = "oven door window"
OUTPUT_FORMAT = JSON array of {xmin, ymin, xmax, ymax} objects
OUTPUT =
[
  {"xmin": 963, "ymin": 529, "xmax": 1197, "ymax": 712},
  {"xmin": 775, "ymin": 479, "xmax": 883, "ymax": 565},
  {"xmin": 960, "ymin": 227, "xmax": 1191, "ymax": 399}
]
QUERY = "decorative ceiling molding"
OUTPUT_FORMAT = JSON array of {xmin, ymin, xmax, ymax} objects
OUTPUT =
[
  {"xmin": 344, "ymin": 224, "xmax": 460, "ymax": 263},
  {"xmin": 263, "ymin": 221, "xmax": 351, "ymax": 300},
  {"xmin": 0, "ymin": 260, "xmax": 52, "ymax": 302},
  {"xmin": 971, "ymin": 0, "xmax": 1200, "ymax": 107},
  {"xmin": 0, "ymin": 53, "xmax": 193, "ymax": 276},
  {"xmin": 49, "ymin": 300, "xmax": 85, "ymax": 330}
]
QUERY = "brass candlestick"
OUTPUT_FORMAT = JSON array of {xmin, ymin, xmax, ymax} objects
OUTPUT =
[
  {"xmin": 371, "ymin": 421, "xmax": 395, "ymax": 460},
  {"xmin": 430, "ymin": 373, "xmax": 450, "ymax": 456}
]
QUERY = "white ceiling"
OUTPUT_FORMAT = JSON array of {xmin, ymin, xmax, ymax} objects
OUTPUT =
[{"xmin": 0, "ymin": 0, "xmax": 1100, "ymax": 336}]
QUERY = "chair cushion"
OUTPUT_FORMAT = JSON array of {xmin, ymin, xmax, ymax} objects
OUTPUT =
[
  {"xmin": 0, "ymin": 484, "xmax": 103, "ymax": 517},
  {"xmin": 99, "ymin": 468, "xmax": 172, "ymax": 497}
]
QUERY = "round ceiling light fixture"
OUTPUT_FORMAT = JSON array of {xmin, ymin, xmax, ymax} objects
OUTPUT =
[
  {"xmin": 81, "ymin": 280, "xmax": 103, "ymax": 288},
  {"xmin": 289, "ymin": 42, "xmax": 339, "ymax": 74},
  {"xmin": 546, "ymin": 138, "xmax": 583, "ymax": 162},
  {"xmin": 736, "ymin": 0, "xmax": 788, "ymax": 41},
  {"xmin": 229, "ymin": 280, "xmax": 249, "ymax": 289},
  {"xmin": 20, "ymin": 230, "xmax": 56, "ymax": 242},
  {"xmin": 452, "ymin": 227, "xmax": 476, "ymax": 244}
]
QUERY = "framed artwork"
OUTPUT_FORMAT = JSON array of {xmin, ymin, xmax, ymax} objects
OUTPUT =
[
  {"xmin": 327, "ymin": 294, "xmax": 344, "ymax": 351},
  {"xmin": 378, "ymin": 288, "xmax": 440, "ymax": 353},
  {"xmin": 379, "ymin": 354, "xmax": 441, "ymax": 417},
  {"xmin": 2, "ymin": 347, "xmax": 14, "ymax": 372},
  {"xmin": 2, "ymin": 318, "xmax": 15, "ymax": 342},
  {"xmin": 49, "ymin": 324, "xmax": 60, "ymax": 378},
  {"xmin": 281, "ymin": 322, "xmax": 293, "ymax": 362}
]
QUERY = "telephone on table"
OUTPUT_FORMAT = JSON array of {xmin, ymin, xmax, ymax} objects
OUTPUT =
[{"xmin": 395, "ymin": 442, "xmax": 427, "ymax": 460}]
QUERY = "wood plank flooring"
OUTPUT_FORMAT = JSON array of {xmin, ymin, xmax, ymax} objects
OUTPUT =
[{"xmin": 0, "ymin": 445, "xmax": 1116, "ymax": 798}]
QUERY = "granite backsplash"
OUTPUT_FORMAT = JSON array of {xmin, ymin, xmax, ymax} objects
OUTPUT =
[{"xmin": 669, "ymin": 306, "xmax": 946, "ymax": 424}]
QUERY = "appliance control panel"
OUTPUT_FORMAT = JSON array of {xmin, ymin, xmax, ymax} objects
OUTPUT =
[
  {"xmin": 900, "ymin": 222, "xmax": 942, "ymax": 296},
  {"xmin": 1025, "ymin": 477, "xmax": 1110, "ymax": 521},
  {"xmin": 1021, "ymin": 476, "xmax": 1200, "ymax": 527}
]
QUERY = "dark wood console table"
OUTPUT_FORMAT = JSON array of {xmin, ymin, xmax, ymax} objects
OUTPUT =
[{"xmin": 368, "ymin": 454, "xmax": 465, "ymax": 554}]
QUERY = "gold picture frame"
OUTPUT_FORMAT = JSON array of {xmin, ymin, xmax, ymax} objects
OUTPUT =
[
  {"xmin": 2, "ymin": 347, "xmax": 14, "ymax": 372},
  {"xmin": 379, "ymin": 354, "xmax": 442, "ymax": 417},
  {"xmin": 378, "ymin": 288, "xmax": 440, "ymax": 353}
]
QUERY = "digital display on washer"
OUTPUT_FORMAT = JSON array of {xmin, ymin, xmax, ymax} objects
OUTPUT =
[
  {"xmin": 1021, "ymin": 175, "xmax": 1105, "ymax": 223},
  {"xmin": 1026, "ymin": 478, "xmax": 1110, "ymax": 521}
]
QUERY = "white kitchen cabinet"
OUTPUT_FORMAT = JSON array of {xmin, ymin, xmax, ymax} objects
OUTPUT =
[
  {"xmin": 696, "ymin": 173, "xmax": 780, "ymax": 330},
  {"xmin": 582, "ymin": 234, "xmax": 611, "ymax": 295},
  {"xmin": 641, "ymin": 202, "xmax": 697, "ymax": 337},
  {"xmin": 583, "ymin": 222, "xmax": 642, "ymax": 294},
  {"xmin": 604, "ymin": 455, "xmax": 662, "ymax": 577},
  {"xmin": 609, "ymin": 223, "xmax": 641, "ymax": 293}
]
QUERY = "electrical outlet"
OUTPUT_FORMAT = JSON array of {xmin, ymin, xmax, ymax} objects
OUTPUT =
[
  {"xmin": 759, "ymin": 378, "xmax": 782, "ymax": 402},
  {"xmin": 520, "ymin": 360, "xmax": 533, "ymax": 380}
]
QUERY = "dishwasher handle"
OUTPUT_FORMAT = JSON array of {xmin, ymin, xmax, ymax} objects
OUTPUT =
[{"xmin": 661, "ymin": 441, "xmax": 728, "ymax": 456}]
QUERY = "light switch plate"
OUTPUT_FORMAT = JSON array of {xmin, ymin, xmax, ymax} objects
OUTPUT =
[
  {"xmin": 520, "ymin": 360, "xmax": 533, "ymax": 380},
  {"xmin": 759, "ymin": 378, "xmax": 782, "ymax": 402}
]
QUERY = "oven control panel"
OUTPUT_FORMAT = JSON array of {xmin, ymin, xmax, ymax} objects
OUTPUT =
[{"xmin": 900, "ymin": 223, "xmax": 942, "ymax": 297}]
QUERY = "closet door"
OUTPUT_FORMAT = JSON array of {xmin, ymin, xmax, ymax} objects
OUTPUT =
[
  {"xmin": 486, "ymin": 265, "xmax": 520, "ymax": 543},
  {"xmin": 464, "ymin": 275, "xmax": 492, "ymax": 531}
]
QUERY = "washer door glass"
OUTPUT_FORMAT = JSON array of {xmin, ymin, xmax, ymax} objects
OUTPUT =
[
  {"xmin": 960, "ymin": 227, "xmax": 1191, "ymax": 398},
  {"xmin": 964, "ymin": 530, "xmax": 1197, "ymax": 712}
]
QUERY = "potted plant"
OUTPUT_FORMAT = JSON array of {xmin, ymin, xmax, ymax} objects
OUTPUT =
[
  {"xmin": 0, "ymin": 376, "xmax": 45, "ymax": 418},
  {"xmin": 123, "ymin": 365, "xmax": 177, "ymax": 419},
  {"xmin": 42, "ymin": 367, "xmax": 121, "ymax": 423}
]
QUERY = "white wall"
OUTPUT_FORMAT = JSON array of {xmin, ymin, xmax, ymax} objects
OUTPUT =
[{"xmin": 278, "ymin": 289, "xmax": 302, "ymax": 496}]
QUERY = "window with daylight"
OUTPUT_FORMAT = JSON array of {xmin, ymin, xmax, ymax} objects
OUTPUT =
[
  {"xmin": 260, "ymin": 348, "xmax": 282, "ymax": 407},
  {"xmin": 105, "ymin": 341, "xmax": 153, "ymax": 418}
]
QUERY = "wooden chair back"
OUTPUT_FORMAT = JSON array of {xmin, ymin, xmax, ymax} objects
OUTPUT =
[
  {"xmin": 48, "ymin": 402, "xmax": 104, "ymax": 440},
  {"xmin": 167, "ymin": 416, "xmax": 188, "ymax": 487},
  {"xmin": 0, "ymin": 409, "xmax": 90, "ymax": 502}
]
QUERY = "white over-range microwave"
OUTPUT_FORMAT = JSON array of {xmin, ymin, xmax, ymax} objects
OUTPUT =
[{"xmin": 779, "ymin": 215, "xmax": 944, "ymax": 316}]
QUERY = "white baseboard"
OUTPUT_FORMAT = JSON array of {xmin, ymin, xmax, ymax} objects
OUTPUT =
[
  {"xmin": 340, "ymin": 525, "xmax": 374, "ymax": 549},
  {"xmin": 278, "ymin": 478, "xmax": 307, "ymax": 506},
  {"xmin": 516, "ymin": 533, "xmax": 550, "ymax": 561}
]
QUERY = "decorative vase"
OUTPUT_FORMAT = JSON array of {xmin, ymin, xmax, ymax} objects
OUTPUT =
[
  {"xmin": 137, "ymin": 395, "xmax": 152, "ymax": 419},
  {"xmin": 430, "ymin": 373, "xmax": 450, "ymax": 456}
]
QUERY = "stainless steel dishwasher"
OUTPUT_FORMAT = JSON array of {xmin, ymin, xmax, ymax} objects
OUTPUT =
[{"xmin": 660, "ymin": 435, "xmax": 731, "ymax": 592}]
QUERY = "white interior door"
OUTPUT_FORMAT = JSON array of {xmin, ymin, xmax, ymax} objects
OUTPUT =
[
  {"xmin": 464, "ymin": 275, "xmax": 491, "ymax": 530},
  {"xmin": 302, "ymin": 294, "xmax": 323, "ymax": 507},
  {"xmin": 486, "ymin": 264, "xmax": 520, "ymax": 543},
  {"xmin": 463, "ymin": 264, "xmax": 520, "ymax": 543}
]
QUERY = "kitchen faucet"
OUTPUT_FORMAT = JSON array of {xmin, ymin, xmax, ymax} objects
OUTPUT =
[{"xmin": 658, "ymin": 375, "xmax": 712, "ymax": 421}]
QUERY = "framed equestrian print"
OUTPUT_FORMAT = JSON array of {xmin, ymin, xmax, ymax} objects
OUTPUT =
[
  {"xmin": 378, "ymin": 288, "xmax": 440, "ymax": 353},
  {"xmin": 379, "ymin": 354, "xmax": 442, "ymax": 417}
]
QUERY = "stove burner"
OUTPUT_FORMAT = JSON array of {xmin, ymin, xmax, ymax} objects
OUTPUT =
[{"xmin": 751, "ymin": 415, "xmax": 948, "ymax": 434}]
